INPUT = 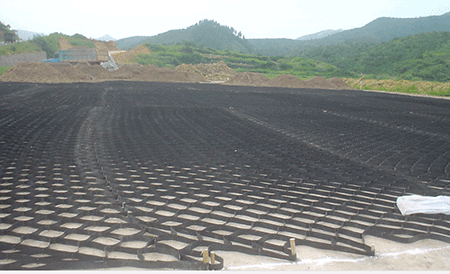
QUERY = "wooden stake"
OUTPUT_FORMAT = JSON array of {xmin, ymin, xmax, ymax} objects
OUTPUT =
[
  {"xmin": 290, "ymin": 238, "xmax": 296, "ymax": 256},
  {"xmin": 210, "ymin": 251, "xmax": 216, "ymax": 264},
  {"xmin": 202, "ymin": 249, "xmax": 209, "ymax": 264}
]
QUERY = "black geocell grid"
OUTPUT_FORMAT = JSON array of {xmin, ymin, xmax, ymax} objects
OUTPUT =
[{"xmin": 1, "ymin": 82, "xmax": 450, "ymax": 270}]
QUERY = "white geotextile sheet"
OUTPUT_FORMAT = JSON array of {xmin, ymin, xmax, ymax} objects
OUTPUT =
[{"xmin": 396, "ymin": 195, "xmax": 450, "ymax": 216}]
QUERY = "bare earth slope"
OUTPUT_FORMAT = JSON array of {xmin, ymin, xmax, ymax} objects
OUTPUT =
[{"xmin": 0, "ymin": 61, "xmax": 354, "ymax": 90}]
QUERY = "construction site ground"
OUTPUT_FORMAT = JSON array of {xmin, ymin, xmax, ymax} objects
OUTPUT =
[
  {"xmin": 1, "ymin": 81, "xmax": 450, "ymax": 270},
  {"xmin": 0, "ymin": 61, "xmax": 355, "ymax": 90}
]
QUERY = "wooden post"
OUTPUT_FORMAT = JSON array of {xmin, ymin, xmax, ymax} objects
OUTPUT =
[
  {"xmin": 290, "ymin": 238, "xmax": 296, "ymax": 256},
  {"xmin": 210, "ymin": 251, "xmax": 216, "ymax": 264},
  {"xmin": 202, "ymin": 249, "xmax": 209, "ymax": 264}
]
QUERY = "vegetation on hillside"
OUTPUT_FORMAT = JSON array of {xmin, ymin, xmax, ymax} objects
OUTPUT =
[
  {"xmin": 0, "ymin": 65, "xmax": 11, "ymax": 74},
  {"xmin": 303, "ymin": 32, "xmax": 450, "ymax": 82},
  {"xmin": 343, "ymin": 78, "xmax": 450, "ymax": 97},
  {"xmin": 0, "ymin": 41, "xmax": 41, "ymax": 56},
  {"xmin": 117, "ymin": 12, "xmax": 450, "ymax": 57},
  {"xmin": 115, "ymin": 36, "xmax": 151, "ymax": 50},
  {"xmin": 119, "ymin": 19, "xmax": 252, "ymax": 53},
  {"xmin": 133, "ymin": 41, "xmax": 358, "ymax": 79},
  {"xmin": 0, "ymin": 32, "xmax": 95, "ymax": 58},
  {"xmin": 31, "ymin": 33, "xmax": 95, "ymax": 58},
  {"xmin": 0, "ymin": 20, "xmax": 15, "ymax": 42},
  {"xmin": 1, "ymin": 14, "xmax": 450, "ymax": 98},
  {"xmin": 113, "ymin": 14, "xmax": 450, "ymax": 83},
  {"xmin": 249, "ymin": 12, "xmax": 450, "ymax": 57}
]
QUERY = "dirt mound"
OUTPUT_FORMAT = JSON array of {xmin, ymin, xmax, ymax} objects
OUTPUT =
[
  {"xmin": 175, "ymin": 63, "xmax": 201, "ymax": 74},
  {"xmin": 93, "ymin": 40, "xmax": 121, "ymax": 52},
  {"xmin": 0, "ymin": 62, "xmax": 93, "ymax": 83},
  {"xmin": 50, "ymin": 63, "xmax": 93, "ymax": 82},
  {"xmin": 0, "ymin": 62, "xmax": 61, "ymax": 83},
  {"xmin": 111, "ymin": 45, "xmax": 151, "ymax": 63},
  {"xmin": 175, "ymin": 61, "xmax": 236, "ymax": 82},
  {"xmin": 95, "ymin": 63, "xmax": 148, "ymax": 81},
  {"xmin": 140, "ymin": 66, "xmax": 205, "ymax": 83},
  {"xmin": 267, "ymin": 74, "xmax": 306, "ymax": 88},
  {"xmin": 0, "ymin": 62, "xmax": 205, "ymax": 83},
  {"xmin": 94, "ymin": 63, "xmax": 205, "ymax": 83},
  {"xmin": 304, "ymin": 76, "xmax": 337, "ymax": 89},
  {"xmin": 74, "ymin": 62, "xmax": 108, "ymax": 79},
  {"xmin": 328, "ymin": 77, "xmax": 355, "ymax": 90},
  {"xmin": 135, "ymin": 65, "xmax": 204, "ymax": 83},
  {"xmin": 58, "ymin": 37, "xmax": 72, "ymax": 50},
  {"xmin": 225, "ymin": 72, "xmax": 270, "ymax": 86},
  {"xmin": 0, "ymin": 61, "xmax": 352, "ymax": 88}
]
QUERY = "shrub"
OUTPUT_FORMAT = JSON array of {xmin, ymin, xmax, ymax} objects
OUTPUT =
[
  {"xmin": 146, "ymin": 44, "xmax": 166, "ymax": 52},
  {"xmin": 279, "ymin": 62, "xmax": 293, "ymax": 70},
  {"xmin": 179, "ymin": 53, "xmax": 206, "ymax": 64},
  {"xmin": 31, "ymin": 35, "xmax": 57, "ymax": 58}
]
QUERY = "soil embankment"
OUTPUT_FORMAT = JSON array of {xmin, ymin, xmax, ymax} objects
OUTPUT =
[
  {"xmin": 175, "ymin": 61, "xmax": 236, "ymax": 82},
  {"xmin": 225, "ymin": 71, "xmax": 270, "ymax": 86},
  {"xmin": 0, "ymin": 61, "xmax": 354, "ymax": 89}
]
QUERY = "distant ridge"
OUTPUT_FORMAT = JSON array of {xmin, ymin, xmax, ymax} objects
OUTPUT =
[
  {"xmin": 296, "ymin": 29, "xmax": 343, "ymax": 41},
  {"xmin": 249, "ymin": 11, "xmax": 450, "ymax": 56},
  {"xmin": 116, "ymin": 19, "xmax": 252, "ymax": 52},
  {"xmin": 96, "ymin": 34, "xmax": 116, "ymax": 41},
  {"xmin": 116, "ymin": 12, "xmax": 450, "ymax": 56}
]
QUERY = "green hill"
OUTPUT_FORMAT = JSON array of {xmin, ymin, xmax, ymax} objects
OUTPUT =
[
  {"xmin": 311, "ymin": 11, "xmax": 450, "ymax": 45},
  {"xmin": 115, "ymin": 36, "xmax": 150, "ymax": 50},
  {"xmin": 0, "ymin": 32, "xmax": 95, "ymax": 57},
  {"xmin": 130, "ymin": 41, "xmax": 358, "ymax": 80},
  {"xmin": 117, "ymin": 12, "xmax": 450, "ymax": 58},
  {"xmin": 3, "ymin": 13, "xmax": 450, "ymax": 83},
  {"xmin": 302, "ymin": 31, "xmax": 450, "ymax": 82},
  {"xmin": 249, "ymin": 11, "xmax": 450, "ymax": 56},
  {"xmin": 117, "ymin": 19, "xmax": 253, "ymax": 53}
]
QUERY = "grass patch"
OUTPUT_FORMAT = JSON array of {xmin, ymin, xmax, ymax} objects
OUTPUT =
[
  {"xmin": 0, "ymin": 42, "xmax": 41, "ymax": 55},
  {"xmin": 134, "ymin": 42, "xmax": 359, "ymax": 79},
  {"xmin": 343, "ymin": 78, "xmax": 450, "ymax": 97},
  {"xmin": 0, "ymin": 66, "xmax": 11, "ymax": 74},
  {"xmin": 0, "ymin": 33, "xmax": 95, "ymax": 58}
]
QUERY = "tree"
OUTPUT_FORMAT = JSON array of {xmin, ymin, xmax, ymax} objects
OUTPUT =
[{"xmin": 32, "ymin": 35, "xmax": 56, "ymax": 58}]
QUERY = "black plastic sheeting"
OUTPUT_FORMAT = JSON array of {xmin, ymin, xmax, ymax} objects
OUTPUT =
[{"xmin": 1, "ymin": 81, "xmax": 450, "ymax": 270}]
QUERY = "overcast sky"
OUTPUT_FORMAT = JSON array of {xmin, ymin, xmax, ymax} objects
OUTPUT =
[{"xmin": 0, "ymin": 0, "xmax": 449, "ymax": 40}]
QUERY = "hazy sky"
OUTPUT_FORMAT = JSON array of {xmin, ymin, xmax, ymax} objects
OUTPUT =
[{"xmin": 1, "ymin": 0, "xmax": 449, "ymax": 40}]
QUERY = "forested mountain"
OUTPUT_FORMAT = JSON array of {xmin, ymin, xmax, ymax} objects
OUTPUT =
[
  {"xmin": 313, "ymin": 11, "xmax": 450, "ymax": 44},
  {"xmin": 117, "ymin": 19, "xmax": 252, "ymax": 53},
  {"xmin": 112, "ymin": 13, "xmax": 450, "ymax": 82},
  {"xmin": 304, "ymin": 31, "xmax": 450, "ymax": 82},
  {"xmin": 2, "ymin": 11, "xmax": 449, "ymax": 82},
  {"xmin": 116, "ymin": 12, "xmax": 450, "ymax": 57},
  {"xmin": 116, "ymin": 36, "xmax": 156, "ymax": 50},
  {"xmin": 249, "ymin": 11, "xmax": 450, "ymax": 56}
]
